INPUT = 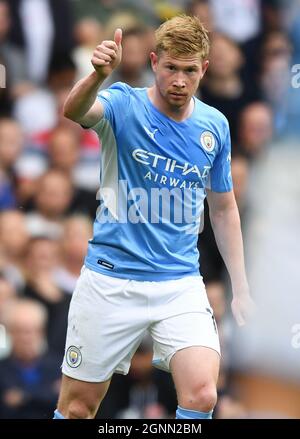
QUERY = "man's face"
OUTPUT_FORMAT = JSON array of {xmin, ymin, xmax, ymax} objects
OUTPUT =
[{"xmin": 150, "ymin": 51, "xmax": 209, "ymax": 109}]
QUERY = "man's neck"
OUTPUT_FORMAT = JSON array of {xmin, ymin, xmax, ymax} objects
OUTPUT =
[{"xmin": 147, "ymin": 86, "xmax": 194, "ymax": 122}]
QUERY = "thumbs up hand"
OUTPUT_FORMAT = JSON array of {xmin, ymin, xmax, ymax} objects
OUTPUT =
[{"xmin": 91, "ymin": 28, "xmax": 122, "ymax": 78}]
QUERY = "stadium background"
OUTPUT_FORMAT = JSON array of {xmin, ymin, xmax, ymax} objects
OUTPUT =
[{"xmin": 0, "ymin": 0, "xmax": 300, "ymax": 419}]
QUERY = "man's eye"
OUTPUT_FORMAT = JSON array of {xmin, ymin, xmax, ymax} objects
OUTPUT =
[{"xmin": 167, "ymin": 65, "xmax": 175, "ymax": 70}]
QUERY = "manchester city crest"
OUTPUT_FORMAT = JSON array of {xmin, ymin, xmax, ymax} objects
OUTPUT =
[
  {"xmin": 66, "ymin": 346, "xmax": 82, "ymax": 368},
  {"xmin": 200, "ymin": 131, "xmax": 215, "ymax": 152}
]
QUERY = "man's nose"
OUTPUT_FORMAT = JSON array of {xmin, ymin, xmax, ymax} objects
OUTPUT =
[{"xmin": 173, "ymin": 72, "xmax": 186, "ymax": 88}]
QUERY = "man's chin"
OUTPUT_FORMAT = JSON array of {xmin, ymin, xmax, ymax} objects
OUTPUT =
[{"xmin": 167, "ymin": 95, "xmax": 188, "ymax": 107}]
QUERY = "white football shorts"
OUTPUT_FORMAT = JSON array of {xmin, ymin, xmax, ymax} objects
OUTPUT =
[{"xmin": 62, "ymin": 266, "xmax": 220, "ymax": 382}]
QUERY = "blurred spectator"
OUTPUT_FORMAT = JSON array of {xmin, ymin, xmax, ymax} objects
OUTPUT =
[
  {"xmin": 104, "ymin": 11, "xmax": 142, "ymax": 39},
  {"xmin": 47, "ymin": 53, "xmax": 76, "ymax": 94},
  {"xmin": 73, "ymin": 0, "xmax": 124, "ymax": 24},
  {"xmin": 0, "ymin": 0, "xmax": 31, "ymax": 116},
  {"xmin": 152, "ymin": 0, "xmax": 183, "ymax": 21},
  {"xmin": 272, "ymin": 9, "xmax": 300, "ymax": 135},
  {"xmin": 103, "ymin": 27, "xmax": 154, "ymax": 88},
  {"xmin": 259, "ymin": 30, "xmax": 294, "ymax": 135},
  {"xmin": 14, "ymin": 153, "xmax": 47, "ymax": 212},
  {"xmin": 23, "ymin": 237, "xmax": 62, "ymax": 305},
  {"xmin": 14, "ymin": 122, "xmax": 99, "ymax": 209},
  {"xmin": 13, "ymin": 87, "xmax": 57, "ymax": 136},
  {"xmin": 23, "ymin": 237, "xmax": 70, "ymax": 356},
  {"xmin": 0, "ymin": 276, "xmax": 17, "ymax": 359},
  {"xmin": 261, "ymin": 30, "xmax": 292, "ymax": 61},
  {"xmin": 0, "ymin": 172, "xmax": 15, "ymax": 209},
  {"xmin": 73, "ymin": 19, "xmax": 104, "ymax": 82},
  {"xmin": 209, "ymin": 0, "xmax": 262, "ymax": 44},
  {"xmin": 6, "ymin": 0, "xmax": 75, "ymax": 137},
  {"xmin": 54, "ymin": 215, "xmax": 92, "ymax": 295},
  {"xmin": 200, "ymin": 33, "xmax": 259, "ymax": 142},
  {"xmin": 48, "ymin": 126, "xmax": 80, "ymax": 175},
  {"xmin": 73, "ymin": 0, "xmax": 157, "ymax": 26},
  {"xmin": 0, "ymin": 118, "xmax": 23, "ymax": 209},
  {"xmin": 262, "ymin": 0, "xmax": 284, "ymax": 32},
  {"xmin": 236, "ymin": 102, "xmax": 273, "ymax": 160},
  {"xmin": 0, "ymin": 210, "xmax": 28, "ymax": 290},
  {"xmin": 0, "ymin": 118, "xmax": 23, "ymax": 171},
  {"xmin": 25, "ymin": 170, "xmax": 73, "ymax": 239},
  {"xmin": 13, "ymin": 53, "xmax": 76, "ymax": 137},
  {"xmin": 0, "ymin": 298, "xmax": 61, "ymax": 418},
  {"xmin": 8, "ymin": 0, "xmax": 74, "ymax": 85},
  {"xmin": 0, "ymin": 277, "xmax": 17, "ymax": 321},
  {"xmin": 46, "ymin": 127, "xmax": 98, "ymax": 218},
  {"xmin": 186, "ymin": 0, "xmax": 214, "ymax": 32},
  {"xmin": 285, "ymin": 0, "xmax": 300, "ymax": 61}
]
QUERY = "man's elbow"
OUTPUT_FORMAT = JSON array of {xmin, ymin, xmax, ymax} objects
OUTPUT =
[
  {"xmin": 63, "ymin": 104, "xmax": 76, "ymax": 121},
  {"xmin": 210, "ymin": 206, "xmax": 241, "ymax": 227}
]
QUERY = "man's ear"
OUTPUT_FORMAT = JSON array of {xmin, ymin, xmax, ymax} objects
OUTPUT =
[
  {"xmin": 201, "ymin": 59, "xmax": 209, "ymax": 78},
  {"xmin": 150, "ymin": 52, "xmax": 158, "ymax": 73}
]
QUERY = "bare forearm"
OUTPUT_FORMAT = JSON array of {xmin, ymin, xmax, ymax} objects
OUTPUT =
[
  {"xmin": 210, "ymin": 206, "xmax": 248, "ymax": 292},
  {"xmin": 63, "ymin": 71, "xmax": 106, "ymax": 122},
  {"xmin": 63, "ymin": 29, "xmax": 122, "ymax": 126}
]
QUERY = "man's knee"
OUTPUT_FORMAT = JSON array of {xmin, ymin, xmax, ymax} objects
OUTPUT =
[
  {"xmin": 57, "ymin": 375, "xmax": 110, "ymax": 419},
  {"xmin": 179, "ymin": 384, "xmax": 217, "ymax": 412},
  {"xmin": 65, "ymin": 399, "xmax": 98, "ymax": 419}
]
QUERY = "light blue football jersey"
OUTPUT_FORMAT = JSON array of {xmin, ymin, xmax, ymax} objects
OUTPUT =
[{"xmin": 84, "ymin": 82, "xmax": 232, "ymax": 280}]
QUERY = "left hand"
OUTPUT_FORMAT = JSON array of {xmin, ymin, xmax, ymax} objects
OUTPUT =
[{"xmin": 231, "ymin": 288, "xmax": 255, "ymax": 326}]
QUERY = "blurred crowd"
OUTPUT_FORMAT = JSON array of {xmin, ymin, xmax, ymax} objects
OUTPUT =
[{"xmin": 0, "ymin": 0, "xmax": 299, "ymax": 419}]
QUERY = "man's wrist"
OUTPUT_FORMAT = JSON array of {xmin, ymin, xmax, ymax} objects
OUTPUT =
[
  {"xmin": 91, "ymin": 70, "xmax": 108, "ymax": 83},
  {"xmin": 231, "ymin": 279, "xmax": 249, "ymax": 295}
]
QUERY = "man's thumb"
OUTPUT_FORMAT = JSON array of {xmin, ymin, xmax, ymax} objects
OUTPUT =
[{"xmin": 114, "ymin": 28, "xmax": 122, "ymax": 48}]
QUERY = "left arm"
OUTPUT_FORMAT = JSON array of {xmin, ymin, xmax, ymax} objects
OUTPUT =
[{"xmin": 206, "ymin": 189, "xmax": 254, "ymax": 325}]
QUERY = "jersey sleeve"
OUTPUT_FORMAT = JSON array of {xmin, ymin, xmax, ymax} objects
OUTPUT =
[
  {"xmin": 95, "ymin": 81, "xmax": 132, "ymax": 135},
  {"xmin": 206, "ymin": 119, "xmax": 233, "ymax": 193}
]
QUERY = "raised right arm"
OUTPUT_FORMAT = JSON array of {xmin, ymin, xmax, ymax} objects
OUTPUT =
[{"xmin": 63, "ymin": 29, "xmax": 123, "ymax": 128}]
